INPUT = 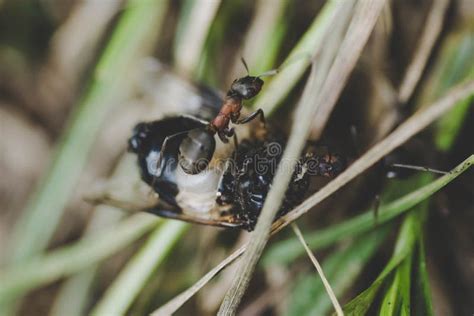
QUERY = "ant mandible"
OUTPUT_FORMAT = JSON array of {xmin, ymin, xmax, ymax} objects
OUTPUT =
[{"xmin": 158, "ymin": 59, "xmax": 277, "ymax": 175}]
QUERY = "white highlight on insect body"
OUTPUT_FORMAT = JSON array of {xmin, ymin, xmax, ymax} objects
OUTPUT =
[{"xmin": 175, "ymin": 163, "xmax": 223, "ymax": 214}]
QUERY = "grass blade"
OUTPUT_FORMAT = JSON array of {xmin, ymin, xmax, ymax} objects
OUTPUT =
[
  {"xmin": 252, "ymin": 0, "xmax": 349, "ymax": 115},
  {"xmin": 275, "ymin": 79, "xmax": 474, "ymax": 229},
  {"xmin": 91, "ymin": 221, "xmax": 188, "ymax": 315},
  {"xmin": 412, "ymin": 238, "xmax": 435, "ymax": 316},
  {"xmin": 342, "ymin": 210, "xmax": 419, "ymax": 315},
  {"xmin": 291, "ymin": 224, "xmax": 343, "ymax": 316},
  {"xmin": 0, "ymin": 215, "xmax": 159, "ymax": 304},
  {"xmin": 229, "ymin": 0, "xmax": 289, "ymax": 78},
  {"xmin": 153, "ymin": 155, "xmax": 472, "ymax": 315},
  {"xmin": 173, "ymin": 0, "xmax": 221, "ymax": 76},
  {"xmin": 218, "ymin": 2, "xmax": 386, "ymax": 313},
  {"xmin": 8, "ymin": 0, "xmax": 169, "ymax": 263},
  {"xmin": 287, "ymin": 226, "xmax": 390, "ymax": 316},
  {"xmin": 397, "ymin": 0, "xmax": 450, "ymax": 103},
  {"xmin": 264, "ymin": 156, "xmax": 473, "ymax": 266}
]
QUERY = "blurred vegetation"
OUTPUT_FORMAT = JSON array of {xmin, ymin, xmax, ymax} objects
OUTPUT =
[{"xmin": 0, "ymin": 0, "xmax": 473, "ymax": 315}]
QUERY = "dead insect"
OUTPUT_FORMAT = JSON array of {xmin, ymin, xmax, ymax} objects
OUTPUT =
[
  {"xmin": 129, "ymin": 123, "xmax": 346, "ymax": 230},
  {"xmin": 215, "ymin": 137, "xmax": 346, "ymax": 230},
  {"xmin": 128, "ymin": 115, "xmax": 209, "ymax": 207}
]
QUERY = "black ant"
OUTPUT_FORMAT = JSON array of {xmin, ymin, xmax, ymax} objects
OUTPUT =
[{"xmin": 157, "ymin": 59, "xmax": 277, "ymax": 175}]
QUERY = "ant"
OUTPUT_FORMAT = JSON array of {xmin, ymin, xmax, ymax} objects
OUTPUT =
[{"xmin": 157, "ymin": 59, "xmax": 277, "ymax": 175}]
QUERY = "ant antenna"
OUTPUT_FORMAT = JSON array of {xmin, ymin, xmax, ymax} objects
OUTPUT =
[
  {"xmin": 240, "ymin": 57, "xmax": 250, "ymax": 75},
  {"xmin": 241, "ymin": 56, "xmax": 278, "ymax": 79},
  {"xmin": 256, "ymin": 69, "xmax": 279, "ymax": 78},
  {"xmin": 389, "ymin": 163, "xmax": 448, "ymax": 175}
]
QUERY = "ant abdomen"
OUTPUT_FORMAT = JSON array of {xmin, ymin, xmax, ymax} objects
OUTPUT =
[{"xmin": 178, "ymin": 129, "xmax": 216, "ymax": 174}]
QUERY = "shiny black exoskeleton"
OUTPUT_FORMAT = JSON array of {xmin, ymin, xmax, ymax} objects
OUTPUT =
[
  {"xmin": 128, "ymin": 117, "xmax": 346, "ymax": 230},
  {"xmin": 128, "ymin": 115, "xmax": 207, "ymax": 206},
  {"xmin": 217, "ymin": 137, "xmax": 346, "ymax": 230}
]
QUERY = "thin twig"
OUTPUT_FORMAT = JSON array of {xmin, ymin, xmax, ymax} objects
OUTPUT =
[
  {"xmin": 398, "ymin": 0, "xmax": 450, "ymax": 104},
  {"xmin": 291, "ymin": 224, "xmax": 343, "ymax": 316}
]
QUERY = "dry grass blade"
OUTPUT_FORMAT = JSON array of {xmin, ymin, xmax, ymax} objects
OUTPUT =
[
  {"xmin": 310, "ymin": 0, "xmax": 388, "ymax": 139},
  {"xmin": 174, "ymin": 0, "xmax": 221, "ymax": 75},
  {"xmin": 398, "ymin": 0, "xmax": 450, "ymax": 104},
  {"xmin": 218, "ymin": 2, "xmax": 386, "ymax": 314},
  {"xmin": 229, "ymin": 0, "xmax": 288, "ymax": 78},
  {"xmin": 151, "ymin": 245, "xmax": 246, "ymax": 316},
  {"xmin": 291, "ymin": 224, "xmax": 343, "ymax": 316},
  {"xmin": 275, "ymin": 79, "xmax": 474, "ymax": 228},
  {"xmin": 218, "ymin": 62, "xmax": 320, "ymax": 316}
]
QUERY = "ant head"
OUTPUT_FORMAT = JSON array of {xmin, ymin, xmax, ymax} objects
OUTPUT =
[
  {"xmin": 317, "ymin": 154, "xmax": 346, "ymax": 177},
  {"xmin": 178, "ymin": 128, "xmax": 216, "ymax": 174},
  {"xmin": 230, "ymin": 76, "xmax": 264, "ymax": 99}
]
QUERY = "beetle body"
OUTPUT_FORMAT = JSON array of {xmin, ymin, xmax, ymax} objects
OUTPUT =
[
  {"xmin": 128, "ymin": 115, "xmax": 208, "ymax": 206},
  {"xmin": 217, "ymin": 136, "xmax": 346, "ymax": 230},
  {"xmin": 129, "ymin": 119, "xmax": 346, "ymax": 230}
]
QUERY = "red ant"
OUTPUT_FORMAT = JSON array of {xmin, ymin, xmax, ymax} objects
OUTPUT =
[{"xmin": 157, "ymin": 59, "xmax": 277, "ymax": 175}]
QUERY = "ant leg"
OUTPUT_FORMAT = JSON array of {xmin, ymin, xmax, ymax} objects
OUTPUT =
[
  {"xmin": 235, "ymin": 108, "xmax": 265, "ymax": 126},
  {"xmin": 85, "ymin": 192, "xmax": 157, "ymax": 213},
  {"xmin": 223, "ymin": 127, "xmax": 238, "ymax": 149},
  {"xmin": 389, "ymin": 163, "xmax": 447, "ymax": 175},
  {"xmin": 232, "ymin": 133, "xmax": 239, "ymax": 151},
  {"xmin": 151, "ymin": 131, "xmax": 189, "ymax": 189},
  {"xmin": 218, "ymin": 130, "xmax": 229, "ymax": 143}
]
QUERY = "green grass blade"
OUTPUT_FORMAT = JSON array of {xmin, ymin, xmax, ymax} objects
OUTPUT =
[
  {"xmin": 50, "ymin": 156, "xmax": 134, "ymax": 316},
  {"xmin": 420, "ymin": 31, "xmax": 474, "ymax": 151},
  {"xmin": 8, "ymin": 0, "xmax": 169, "ymax": 263},
  {"xmin": 287, "ymin": 226, "xmax": 390, "ymax": 316},
  {"xmin": 380, "ymin": 212, "xmax": 420, "ymax": 315},
  {"xmin": 379, "ymin": 253, "xmax": 412, "ymax": 315},
  {"xmin": 379, "ymin": 268, "xmax": 401, "ymax": 315},
  {"xmin": 0, "ymin": 215, "xmax": 160, "ymax": 305},
  {"xmin": 50, "ymin": 266, "xmax": 98, "ymax": 316},
  {"xmin": 231, "ymin": 0, "xmax": 290, "ymax": 77},
  {"xmin": 377, "ymin": 174, "xmax": 431, "ymax": 315},
  {"xmin": 263, "ymin": 155, "xmax": 473, "ymax": 266},
  {"xmin": 173, "ymin": 0, "xmax": 221, "ymax": 76},
  {"xmin": 412, "ymin": 237, "xmax": 435, "ymax": 316},
  {"xmin": 343, "ymin": 173, "xmax": 432, "ymax": 315},
  {"xmin": 342, "ymin": 28, "xmax": 474, "ymax": 316},
  {"xmin": 342, "ymin": 210, "xmax": 419, "ymax": 315},
  {"xmin": 252, "ymin": 0, "xmax": 346, "ymax": 115},
  {"xmin": 91, "ymin": 221, "xmax": 188, "ymax": 315}
]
